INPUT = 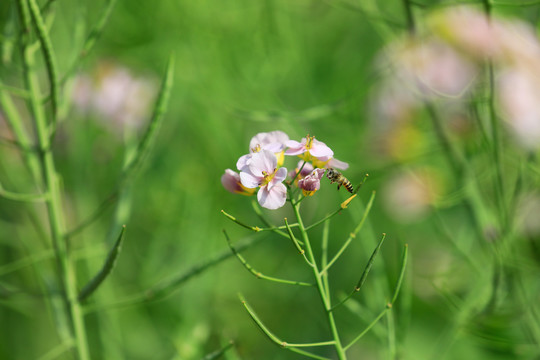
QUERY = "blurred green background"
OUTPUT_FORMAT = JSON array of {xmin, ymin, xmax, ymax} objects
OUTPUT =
[{"xmin": 1, "ymin": 0, "xmax": 540, "ymax": 359}]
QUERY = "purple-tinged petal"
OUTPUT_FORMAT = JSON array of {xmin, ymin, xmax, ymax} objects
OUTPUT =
[
  {"xmin": 298, "ymin": 168, "xmax": 325, "ymax": 194},
  {"xmin": 312, "ymin": 168, "xmax": 326, "ymax": 179},
  {"xmin": 298, "ymin": 170, "xmax": 324, "ymax": 196},
  {"xmin": 222, "ymin": 169, "xmax": 243, "ymax": 193},
  {"xmin": 257, "ymin": 183, "xmax": 287, "ymax": 209},
  {"xmin": 222, "ymin": 169, "xmax": 256, "ymax": 195},
  {"xmin": 239, "ymin": 171, "xmax": 262, "ymax": 188}
]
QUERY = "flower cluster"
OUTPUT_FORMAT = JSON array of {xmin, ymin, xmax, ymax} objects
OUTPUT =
[
  {"xmin": 222, "ymin": 131, "xmax": 349, "ymax": 209},
  {"xmin": 373, "ymin": 5, "xmax": 540, "ymax": 151}
]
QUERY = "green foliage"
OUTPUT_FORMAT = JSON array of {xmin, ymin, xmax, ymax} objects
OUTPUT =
[{"xmin": 1, "ymin": 0, "xmax": 540, "ymax": 359}]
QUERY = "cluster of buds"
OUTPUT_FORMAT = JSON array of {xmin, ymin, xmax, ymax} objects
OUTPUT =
[{"xmin": 221, "ymin": 131, "xmax": 349, "ymax": 209}]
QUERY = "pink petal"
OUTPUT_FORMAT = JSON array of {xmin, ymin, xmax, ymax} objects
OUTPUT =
[
  {"xmin": 312, "ymin": 168, "xmax": 326, "ymax": 179},
  {"xmin": 257, "ymin": 183, "xmax": 287, "ymax": 209},
  {"xmin": 309, "ymin": 140, "xmax": 334, "ymax": 157},
  {"xmin": 327, "ymin": 158, "xmax": 349, "ymax": 170},
  {"xmin": 284, "ymin": 140, "xmax": 305, "ymax": 155}
]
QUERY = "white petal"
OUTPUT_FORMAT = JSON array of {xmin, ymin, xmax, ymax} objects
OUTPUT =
[
  {"xmin": 239, "ymin": 171, "xmax": 261, "ymax": 188},
  {"xmin": 236, "ymin": 154, "xmax": 252, "ymax": 171},
  {"xmin": 257, "ymin": 183, "xmax": 287, "ymax": 210},
  {"xmin": 249, "ymin": 150, "xmax": 277, "ymax": 175}
]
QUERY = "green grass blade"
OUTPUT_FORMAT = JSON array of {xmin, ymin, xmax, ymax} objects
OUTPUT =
[{"xmin": 78, "ymin": 226, "xmax": 126, "ymax": 302}]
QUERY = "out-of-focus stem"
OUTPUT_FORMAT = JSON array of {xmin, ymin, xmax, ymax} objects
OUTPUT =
[
  {"xmin": 17, "ymin": 0, "xmax": 89, "ymax": 358},
  {"xmin": 402, "ymin": 0, "xmax": 416, "ymax": 34}
]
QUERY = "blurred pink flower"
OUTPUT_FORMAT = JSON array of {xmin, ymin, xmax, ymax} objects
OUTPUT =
[
  {"xmin": 429, "ymin": 6, "xmax": 499, "ymax": 59},
  {"xmin": 72, "ymin": 62, "xmax": 157, "ymax": 134},
  {"xmin": 298, "ymin": 168, "xmax": 325, "ymax": 196},
  {"xmin": 372, "ymin": 79, "xmax": 419, "ymax": 127},
  {"xmin": 221, "ymin": 169, "xmax": 256, "ymax": 196},
  {"xmin": 430, "ymin": 6, "xmax": 540, "ymax": 69},
  {"xmin": 497, "ymin": 68, "xmax": 540, "ymax": 150},
  {"xmin": 239, "ymin": 150, "xmax": 288, "ymax": 209},
  {"xmin": 381, "ymin": 37, "xmax": 477, "ymax": 98},
  {"xmin": 383, "ymin": 169, "xmax": 442, "ymax": 223}
]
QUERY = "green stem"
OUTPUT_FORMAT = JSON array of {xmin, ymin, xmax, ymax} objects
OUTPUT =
[
  {"xmin": 487, "ymin": 62, "xmax": 508, "ymax": 230},
  {"xmin": 320, "ymin": 191, "xmax": 376, "ymax": 274},
  {"xmin": 223, "ymin": 230, "xmax": 313, "ymax": 287},
  {"xmin": 239, "ymin": 294, "xmax": 333, "ymax": 360},
  {"xmin": 27, "ymin": 0, "xmax": 59, "ymax": 124},
  {"xmin": 17, "ymin": 0, "xmax": 89, "ymax": 358},
  {"xmin": 330, "ymin": 233, "xmax": 386, "ymax": 311},
  {"xmin": 0, "ymin": 181, "xmax": 47, "ymax": 202},
  {"xmin": 291, "ymin": 201, "xmax": 347, "ymax": 359},
  {"xmin": 344, "ymin": 244, "xmax": 408, "ymax": 351}
]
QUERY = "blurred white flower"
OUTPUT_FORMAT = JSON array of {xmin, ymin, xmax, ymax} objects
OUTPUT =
[{"xmin": 71, "ymin": 74, "xmax": 94, "ymax": 112}]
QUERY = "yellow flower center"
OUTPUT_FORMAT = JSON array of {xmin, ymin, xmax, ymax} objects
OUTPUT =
[
  {"xmin": 261, "ymin": 169, "xmax": 277, "ymax": 187},
  {"xmin": 305, "ymin": 135, "xmax": 315, "ymax": 150}
]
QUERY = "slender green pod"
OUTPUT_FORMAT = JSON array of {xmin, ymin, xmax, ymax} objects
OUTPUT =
[{"xmin": 78, "ymin": 225, "xmax": 126, "ymax": 302}]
